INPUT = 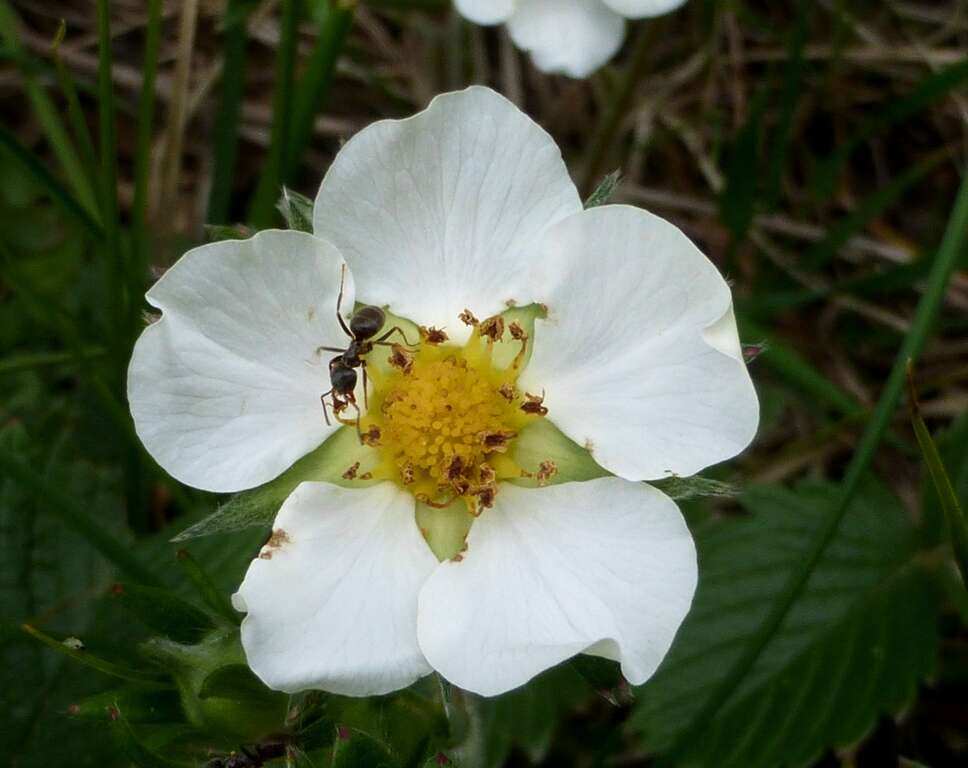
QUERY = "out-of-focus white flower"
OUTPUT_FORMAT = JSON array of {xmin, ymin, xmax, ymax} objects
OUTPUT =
[
  {"xmin": 128, "ymin": 87, "xmax": 757, "ymax": 698},
  {"xmin": 455, "ymin": 0, "xmax": 688, "ymax": 78}
]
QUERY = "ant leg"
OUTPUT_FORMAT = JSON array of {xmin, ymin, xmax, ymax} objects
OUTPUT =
[
  {"xmin": 320, "ymin": 391, "xmax": 333, "ymax": 426},
  {"xmin": 316, "ymin": 345, "xmax": 343, "ymax": 356},
  {"xmin": 361, "ymin": 360, "xmax": 369, "ymax": 409},
  {"xmin": 348, "ymin": 397, "xmax": 363, "ymax": 444},
  {"xmin": 335, "ymin": 265, "xmax": 352, "ymax": 338},
  {"xmin": 374, "ymin": 325, "xmax": 417, "ymax": 346}
]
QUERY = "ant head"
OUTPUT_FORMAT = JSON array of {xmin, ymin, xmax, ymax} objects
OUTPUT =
[
  {"xmin": 331, "ymin": 363, "xmax": 358, "ymax": 394},
  {"xmin": 350, "ymin": 306, "xmax": 386, "ymax": 340}
]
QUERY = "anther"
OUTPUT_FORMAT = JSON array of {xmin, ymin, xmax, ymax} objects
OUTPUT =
[
  {"xmin": 342, "ymin": 462, "xmax": 361, "ymax": 480},
  {"xmin": 535, "ymin": 460, "xmax": 559, "ymax": 486},
  {"xmin": 481, "ymin": 429, "xmax": 517, "ymax": 453},
  {"xmin": 421, "ymin": 326, "xmax": 449, "ymax": 345},
  {"xmin": 478, "ymin": 315, "xmax": 505, "ymax": 342},
  {"xmin": 361, "ymin": 425, "xmax": 381, "ymax": 446},
  {"xmin": 521, "ymin": 391, "xmax": 548, "ymax": 416},
  {"xmin": 509, "ymin": 322, "xmax": 527, "ymax": 341},
  {"xmin": 498, "ymin": 383, "xmax": 516, "ymax": 401},
  {"xmin": 388, "ymin": 344, "xmax": 414, "ymax": 374},
  {"xmin": 459, "ymin": 309, "xmax": 479, "ymax": 326}
]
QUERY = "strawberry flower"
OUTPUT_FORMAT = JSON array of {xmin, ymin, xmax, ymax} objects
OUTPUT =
[
  {"xmin": 455, "ymin": 0, "xmax": 689, "ymax": 78},
  {"xmin": 128, "ymin": 87, "xmax": 757, "ymax": 697}
]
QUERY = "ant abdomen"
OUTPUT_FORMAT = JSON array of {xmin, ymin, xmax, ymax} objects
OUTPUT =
[{"xmin": 349, "ymin": 306, "xmax": 386, "ymax": 340}]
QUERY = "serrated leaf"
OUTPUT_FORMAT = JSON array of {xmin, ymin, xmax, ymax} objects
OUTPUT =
[
  {"xmin": 583, "ymin": 170, "xmax": 622, "ymax": 208},
  {"xmin": 629, "ymin": 478, "xmax": 939, "ymax": 768},
  {"xmin": 277, "ymin": 186, "xmax": 314, "ymax": 233}
]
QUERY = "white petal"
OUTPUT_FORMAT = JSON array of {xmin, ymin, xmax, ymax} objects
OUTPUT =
[
  {"xmin": 507, "ymin": 0, "xmax": 626, "ymax": 79},
  {"xmin": 455, "ymin": 0, "xmax": 517, "ymax": 24},
  {"xmin": 601, "ymin": 0, "xmax": 688, "ymax": 18},
  {"xmin": 417, "ymin": 478, "xmax": 697, "ymax": 696},
  {"xmin": 128, "ymin": 230, "xmax": 351, "ymax": 493},
  {"xmin": 313, "ymin": 86, "xmax": 581, "ymax": 336},
  {"xmin": 520, "ymin": 205, "xmax": 759, "ymax": 480},
  {"xmin": 237, "ymin": 482, "xmax": 438, "ymax": 696}
]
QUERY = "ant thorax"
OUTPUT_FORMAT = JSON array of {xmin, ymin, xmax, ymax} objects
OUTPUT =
[{"xmin": 349, "ymin": 312, "xmax": 552, "ymax": 518}]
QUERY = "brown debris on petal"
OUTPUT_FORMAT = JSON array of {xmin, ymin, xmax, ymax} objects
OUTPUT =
[
  {"xmin": 521, "ymin": 391, "xmax": 549, "ymax": 416},
  {"xmin": 450, "ymin": 553, "xmax": 464, "ymax": 563},
  {"xmin": 481, "ymin": 429, "xmax": 517, "ymax": 453},
  {"xmin": 536, "ymin": 460, "xmax": 559, "ymax": 486},
  {"xmin": 478, "ymin": 315, "xmax": 505, "ymax": 341},
  {"xmin": 421, "ymin": 326, "xmax": 449, "ymax": 345},
  {"xmin": 260, "ymin": 528, "xmax": 290, "ymax": 560},
  {"xmin": 459, "ymin": 309, "xmax": 479, "ymax": 326},
  {"xmin": 342, "ymin": 462, "xmax": 361, "ymax": 480},
  {"xmin": 388, "ymin": 344, "xmax": 414, "ymax": 374}
]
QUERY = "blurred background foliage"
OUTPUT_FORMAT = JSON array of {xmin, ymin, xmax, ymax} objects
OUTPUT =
[{"xmin": 1, "ymin": 0, "xmax": 968, "ymax": 766}]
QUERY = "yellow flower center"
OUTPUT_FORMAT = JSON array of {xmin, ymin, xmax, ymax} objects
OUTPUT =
[{"xmin": 361, "ymin": 317, "xmax": 548, "ymax": 515}]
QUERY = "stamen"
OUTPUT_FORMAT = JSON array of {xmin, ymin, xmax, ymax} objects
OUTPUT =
[{"xmin": 360, "ymin": 309, "xmax": 547, "ymax": 511}]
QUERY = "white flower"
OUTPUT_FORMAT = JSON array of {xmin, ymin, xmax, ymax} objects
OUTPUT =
[
  {"xmin": 455, "ymin": 0, "xmax": 689, "ymax": 78},
  {"xmin": 128, "ymin": 87, "xmax": 757, "ymax": 698}
]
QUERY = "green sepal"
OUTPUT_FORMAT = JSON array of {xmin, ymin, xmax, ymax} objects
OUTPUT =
[
  {"xmin": 651, "ymin": 475, "xmax": 739, "ymax": 502},
  {"xmin": 510, "ymin": 418, "xmax": 607, "ymax": 488},
  {"xmin": 111, "ymin": 581, "xmax": 216, "ymax": 642},
  {"xmin": 141, "ymin": 630, "xmax": 289, "ymax": 742},
  {"xmin": 172, "ymin": 427, "xmax": 372, "ymax": 541},
  {"xmin": 204, "ymin": 223, "xmax": 252, "ymax": 242},
  {"xmin": 584, "ymin": 169, "xmax": 622, "ymax": 208},
  {"xmin": 277, "ymin": 186, "xmax": 314, "ymax": 232},
  {"xmin": 68, "ymin": 685, "xmax": 183, "ymax": 724}
]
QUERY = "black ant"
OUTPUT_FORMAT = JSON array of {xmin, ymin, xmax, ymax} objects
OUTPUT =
[{"xmin": 317, "ymin": 266, "xmax": 414, "ymax": 437}]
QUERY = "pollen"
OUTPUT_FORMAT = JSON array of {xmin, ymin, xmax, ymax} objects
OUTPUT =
[{"xmin": 361, "ymin": 316, "xmax": 543, "ymax": 514}]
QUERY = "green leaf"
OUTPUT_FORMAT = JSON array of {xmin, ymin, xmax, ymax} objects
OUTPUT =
[
  {"xmin": 583, "ymin": 170, "xmax": 622, "ymax": 208},
  {"xmin": 332, "ymin": 730, "xmax": 400, "ymax": 768},
  {"xmin": 630, "ymin": 479, "xmax": 939, "ymax": 767},
  {"xmin": 469, "ymin": 665, "xmax": 590, "ymax": 768},
  {"xmin": 276, "ymin": 186, "xmax": 315, "ymax": 233},
  {"xmin": 110, "ymin": 582, "xmax": 215, "ymax": 643},
  {"xmin": 174, "ymin": 549, "xmax": 241, "ymax": 625}
]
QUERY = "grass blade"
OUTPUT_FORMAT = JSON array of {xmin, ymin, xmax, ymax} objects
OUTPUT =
[
  {"xmin": 0, "ymin": 444, "xmax": 162, "ymax": 588},
  {"xmin": 906, "ymin": 362, "xmax": 968, "ymax": 589},
  {"xmin": 0, "ymin": 124, "xmax": 102, "ymax": 236},
  {"xmin": 207, "ymin": 0, "xmax": 257, "ymax": 224},
  {"xmin": 0, "ymin": 0, "xmax": 99, "ymax": 218},
  {"xmin": 248, "ymin": 0, "xmax": 300, "ymax": 226},
  {"xmin": 662, "ymin": 166, "xmax": 968, "ymax": 763},
  {"xmin": 284, "ymin": 0, "xmax": 356, "ymax": 182}
]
